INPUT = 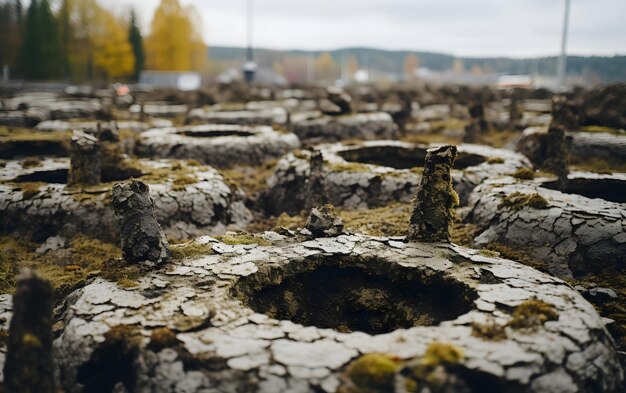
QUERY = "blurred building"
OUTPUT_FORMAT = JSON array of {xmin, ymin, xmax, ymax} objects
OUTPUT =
[{"xmin": 139, "ymin": 71, "xmax": 202, "ymax": 91}]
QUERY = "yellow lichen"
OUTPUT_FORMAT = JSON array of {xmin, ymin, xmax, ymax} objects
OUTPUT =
[
  {"xmin": 511, "ymin": 167, "xmax": 535, "ymax": 180},
  {"xmin": 344, "ymin": 353, "xmax": 401, "ymax": 391},
  {"xmin": 19, "ymin": 182, "xmax": 45, "ymax": 199},
  {"xmin": 471, "ymin": 320, "xmax": 507, "ymax": 340},
  {"xmin": 500, "ymin": 192, "xmax": 549, "ymax": 210},
  {"xmin": 171, "ymin": 174, "xmax": 199, "ymax": 191},
  {"xmin": 478, "ymin": 249, "xmax": 499, "ymax": 258},
  {"xmin": 22, "ymin": 333, "xmax": 42, "ymax": 348},
  {"xmin": 507, "ymin": 299, "xmax": 559, "ymax": 330},
  {"xmin": 486, "ymin": 157, "xmax": 505, "ymax": 164},
  {"xmin": 21, "ymin": 157, "xmax": 42, "ymax": 168},
  {"xmin": 148, "ymin": 327, "xmax": 179, "ymax": 352},
  {"xmin": 219, "ymin": 233, "xmax": 271, "ymax": 246},
  {"xmin": 170, "ymin": 242, "xmax": 214, "ymax": 260},
  {"xmin": 421, "ymin": 342, "xmax": 464, "ymax": 367}
]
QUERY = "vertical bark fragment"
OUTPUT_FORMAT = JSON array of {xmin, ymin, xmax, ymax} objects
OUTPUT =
[
  {"xmin": 68, "ymin": 130, "xmax": 101, "ymax": 186},
  {"xmin": 3, "ymin": 270, "xmax": 55, "ymax": 393},
  {"xmin": 304, "ymin": 150, "xmax": 329, "ymax": 212},
  {"xmin": 407, "ymin": 145, "xmax": 459, "ymax": 242},
  {"xmin": 543, "ymin": 125, "xmax": 569, "ymax": 191},
  {"xmin": 111, "ymin": 180, "xmax": 171, "ymax": 266}
]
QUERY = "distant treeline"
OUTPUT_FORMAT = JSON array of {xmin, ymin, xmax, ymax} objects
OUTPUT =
[{"xmin": 210, "ymin": 46, "xmax": 626, "ymax": 83}]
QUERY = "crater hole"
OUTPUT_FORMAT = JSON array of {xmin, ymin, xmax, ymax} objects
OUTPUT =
[
  {"xmin": 234, "ymin": 257, "xmax": 475, "ymax": 335},
  {"xmin": 338, "ymin": 146, "xmax": 485, "ymax": 170},
  {"xmin": 541, "ymin": 177, "xmax": 626, "ymax": 204}
]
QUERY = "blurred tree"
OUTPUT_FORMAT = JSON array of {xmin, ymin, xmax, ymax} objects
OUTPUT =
[
  {"xmin": 347, "ymin": 55, "xmax": 359, "ymax": 79},
  {"xmin": 128, "ymin": 8, "xmax": 144, "ymax": 81},
  {"xmin": 470, "ymin": 64, "xmax": 483, "ymax": 76},
  {"xmin": 146, "ymin": 0, "xmax": 206, "ymax": 71},
  {"xmin": 19, "ymin": 0, "xmax": 61, "ymax": 80},
  {"xmin": 315, "ymin": 52, "xmax": 339, "ymax": 82},
  {"xmin": 452, "ymin": 58, "xmax": 464, "ymax": 74},
  {"xmin": 403, "ymin": 54, "xmax": 419, "ymax": 80},
  {"xmin": 92, "ymin": 8, "xmax": 134, "ymax": 80},
  {"xmin": 272, "ymin": 60, "xmax": 285, "ymax": 76},
  {"xmin": 0, "ymin": 0, "xmax": 23, "ymax": 75}
]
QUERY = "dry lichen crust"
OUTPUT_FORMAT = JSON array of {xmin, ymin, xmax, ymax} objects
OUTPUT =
[
  {"xmin": 466, "ymin": 174, "xmax": 626, "ymax": 279},
  {"xmin": 291, "ymin": 112, "xmax": 400, "ymax": 145},
  {"xmin": 0, "ymin": 158, "xmax": 251, "ymax": 242},
  {"xmin": 186, "ymin": 107, "xmax": 289, "ymax": 126},
  {"xmin": 135, "ymin": 124, "xmax": 300, "ymax": 168},
  {"xmin": 265, "ymin": 141, "xmax": 530, "ymax": 215},
  {"xmin": 50, "ymin": 233, "xmax": 623, "ymax": 392}
]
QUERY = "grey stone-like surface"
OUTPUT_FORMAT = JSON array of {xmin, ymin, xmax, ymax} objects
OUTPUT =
[
  {"xmin": 291, "ymin": 112, "xmax": 399, "ymax": 145},
  {"xmin": 465, "ymin": 174, "xmax": 626, "ymax": 278},
  {"xmin": 0, "ymin": 158, "xmax": 252, "ymax": 243},
  {"xmin": 135, "ymin": 124, "xmax": 300, "ymax": 168},
  {"xmin": 265, "ymin": 140, "xmax": 530, "ymax": 215},
  {"xmin": 517, "ymin": 127, "xmax": 626, "ymax": 168},
  {"xmin": 186, "ymin": 107, "xmax": 288, "ymax": 126},
  {"xmin": 35, "ymin": 232, "xmax": 624, "ymax": 392},
  {"xmin": 129, "ymin": 103, "xmax": 188, "ymax": 118},
  {"xmin": 35, "ymin": 120, "xmax": 173, "ymax": 133}
]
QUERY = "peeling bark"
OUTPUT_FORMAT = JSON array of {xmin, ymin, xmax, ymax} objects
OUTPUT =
[{"xmin": 68, "ymin": 131, "xmax": 101, "ymax": 186}]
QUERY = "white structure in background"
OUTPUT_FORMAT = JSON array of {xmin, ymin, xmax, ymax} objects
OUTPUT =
[
  {"xmin": 497, "ymin": 75, "xmax": 533, "ymax": 89},
  {"xmin": 139, "ymin": 71, "xmax": 202, "ymax": 91},
  {"xmin": 557, "ymin": 0, "xmax": 571, "ymax": 91}
]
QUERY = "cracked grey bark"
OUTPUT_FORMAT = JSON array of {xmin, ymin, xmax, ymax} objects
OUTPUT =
[
  {"xmin": 543, "ymin": 126, "xmax": 569, "ymax": 191},
  {"xmin": 291, "ymin": 112, "xmax": 399, "ymax": 145},
  {"xmin": 466, "ymin": 176, "xmax": 626, "ymax": 278},
  {"xmin": 303, "ymin": 150, "xmax": 328, "ymax": 212},
  {"xmin": 0, "ymin": 158, "xmax": 252, "ymax": 243},
  {"xmin": 265, "ymin": 141, "xmax": 529, "ymax": 214},
  {"xmin": 407, "ymin": 145, "xmax": 458, "ymax": 242},
  {"xmin": 68, "ymin": 130, "xmax": 101, "ymax": 186},
  {"xmin": 468, "ymin": 101, "xmax": 489, "ymax": 133},
  {"xmin": 111, "ymin": 180, "xmax": 171, "ymax": 266},
  {"xmin": 3, "ymin": 270, "xmax": 54, "ymax": 393},
  {"xmin": 45, "ymin": 233, "xmax": 623, "ymax": 392}
]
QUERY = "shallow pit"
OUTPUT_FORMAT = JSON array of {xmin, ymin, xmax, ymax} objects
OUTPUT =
[
  {"xmin": 11, "ymin": 166, "xmax": 143, "ymax": 185},
  {"xmin": 234, "ymin": 256, "xmax": 474, "ymax": 335},
  {"xmin": 541, "ymin": 177, "xmax": 626, "ymax": 204},
  {"xmin": 178, "ymin": 129, "xmax": 255, "ymax": 138},
  {"xmin": 338, "ymin": 145, "xmax": 485, "ymax": 170}
]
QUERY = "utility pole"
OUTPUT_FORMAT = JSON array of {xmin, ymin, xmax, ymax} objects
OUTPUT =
[
  {"xmin": 243, "ymin": 0, "xmax": 257, "ymax": 83},
  {"xmin": 556, "ymin": 0, "xmax": 571, "ymax": 92}
]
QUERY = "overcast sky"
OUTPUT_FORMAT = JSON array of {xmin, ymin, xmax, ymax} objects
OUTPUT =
[{"xmin": 106, "ymin": 0, "xmax": 626, "ymax": 58}]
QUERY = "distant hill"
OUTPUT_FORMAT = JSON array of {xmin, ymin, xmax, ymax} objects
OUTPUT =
[{"xmin": 208, "ymin": 46, "xmax": 626, "ymax": 83}]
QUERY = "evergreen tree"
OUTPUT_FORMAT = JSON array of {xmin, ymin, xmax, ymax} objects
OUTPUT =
[
  {"xmin": 18, "ymin": 0, "xmax": 60, "ymax": 80},
  {"xmin": 128, "ymin": 8, "xmax": 144, "ymax": 81}
]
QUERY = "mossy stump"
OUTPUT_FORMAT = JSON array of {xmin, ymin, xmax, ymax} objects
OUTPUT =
[
  {"xmin": 543, "ymin": 125, "xmax": 569, "ymax": 191},
  {"xmin": 3, "ymin": 270, "xmax": 55, "ymax": 393},
  {"xmin": 111, "ymin": 180, "xmax": 171, "ymax": 266},
  {"xmin": 551, "ymin": 95, "xmax": 579, "ymax": 130},
  {"xmin": 68, "ymin": 130, "xmax": 101, "ymax": 186},
  {"xmin": 407, "ymin": 145, "xmax": 458, "ymax": 243}
]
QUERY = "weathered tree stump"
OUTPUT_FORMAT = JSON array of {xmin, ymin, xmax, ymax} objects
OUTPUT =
[
  {"xmin": 326, "ymin": 86, "xmax": 353, "ymax": 116},
  {"xmin": 407, "ymin": 145, "xmax": 458, "ymax": 242},
  {"xmin": 551, "ymin": 95, "xmax": 579, "ymax": 130},
  {"xmin": 111, "ymin": 180, "xmax": 171, "ymax": 266},
  {"xmin": 303, "ymin": 150, "xmax": 329, "ymax": 212},
  {"xmin": 305, "ymin": 204, "xmax": 344, "ymax": 237},
  {"xmin": 3, "ymin": 270, "xmax": 55, "ymax": 393},
  {"xmin": 68, "ymin": 130, "xmax": 101, "ymax": 186},
  {"xmin": 543, "ymin": 126, "xmax": 569, "ymax": 191}
]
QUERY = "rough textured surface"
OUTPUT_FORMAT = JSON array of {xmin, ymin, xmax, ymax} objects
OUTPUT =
[
  {"xmin": 3, "ymin": 270, "xmax": 54, "ymax": 393},
  {"xmin": 291, "ymin": 112, "xmax": 399, "ymax": 145},
  {"xmin": 68, "ymin": 131, "xmax": 101, "ymax": 187},
  {"xmin": 517, "ymin": 127, "xmax": 626, "ymax": 169},
  {"xmin": 186, "ymin": 107, "xmax": 288, "ymax": 126},
  {"xmin": 465, "ymin": 174, "xmax": 626, "ymax": 278},
  {"xmin": 135, "ymin": 124, "xmax": 300, "ymax": 168},
  {"xmin": 29, "ymin": 232, "xmax": 624, "ymax": 392},
  {"xmin": 305, "ymin": 204, "xmax": 344, "ymax": 236},
  {"xmin": 265, "ymin": 141, "xmax": 530, "ymax": 215},
  {"xmin": 551, "ymin": 96, "xmax": 580, "ymax": 130},
  {"xmin": 111, "ymin": 180, "xmax": 171, "ymax": 266},
  {"xmin": 0, "ymin": 158, "xmax": 252, "ymax": 243},
  {"xmin": 407, "ymin": 145, "xmax": 458, "ymax": 242}
]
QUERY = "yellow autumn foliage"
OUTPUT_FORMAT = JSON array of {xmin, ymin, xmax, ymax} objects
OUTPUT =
[
  {"xmin": 146, "ymin": 0, "xmax": 206, "ymax": 72},
  {"xmin": 92, "ymin": 9, "xmax": 135, "ymax": 79}
]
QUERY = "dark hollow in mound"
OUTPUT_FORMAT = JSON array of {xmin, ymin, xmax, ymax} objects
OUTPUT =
[
  {"xmin": 12, "ymin": 166, "xmax": 144, "ymax": 184},
  {"xmin": 338, "ymin": 145, "xmax": 485, "ymax": 170},
  {"xmin": 178, "ymin": 129, "xmax": 255, "ymax": 138},
  {"xmin": 234, "ymin": 257, "xmax": 474, "ymax": 335},
  {"xmin": 541, "ymin": 177, "xmax": 626, "ymax": 204}
]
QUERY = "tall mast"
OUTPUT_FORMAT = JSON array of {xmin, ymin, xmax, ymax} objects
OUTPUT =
[{"xmin": 556, "ymin": 0, "xmax": 571, "ymax": 91}]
